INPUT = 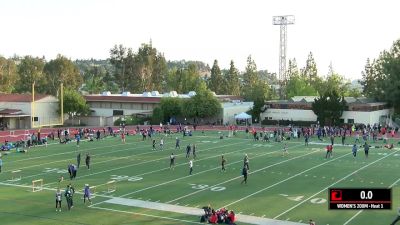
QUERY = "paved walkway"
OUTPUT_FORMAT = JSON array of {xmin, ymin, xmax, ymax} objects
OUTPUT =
[{"xmin": 105, "ymin": 197, "xmax": 307, "ymax": 225}]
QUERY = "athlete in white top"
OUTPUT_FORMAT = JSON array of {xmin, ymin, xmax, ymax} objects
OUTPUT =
[{"xmin": 189, "ymin": 160, "xmax": 193, "ymax": 175}]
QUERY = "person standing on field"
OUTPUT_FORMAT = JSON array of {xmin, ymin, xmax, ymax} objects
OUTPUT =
[
  {"xmin": 77, "ymin": 153, "xmax": 81, "ymax": 168},
  {"xmin": 85, "ymin": 153, "xmax": 91, "ymax": 169},
  {"xmin": 189, "ymin": 160, "xmax": 193, "ymax": 175},
  {"xmin": 221, "ymin": 155, "xmax": 226, "ymax": 172},
  {"xmin": 55, "ymin": 188, "xmax": 62, "ymax": 211},
  {"xmin": 241, "ymin": 166, "xmax": 248, "ymax": 184}
]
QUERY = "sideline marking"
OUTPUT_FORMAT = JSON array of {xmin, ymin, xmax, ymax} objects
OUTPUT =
[
  {"xmin": 166, "ymin": 147, "xmax": 317, "ymax": 204},
  {"xmin": 223, "ymin": 153, "xmax": 350, "ymax": 208},
  {"xmin": 273, "ymin": 150, "xmax": 400, "ymax": 219},
  {"xmin": 342, "ymin": 176, "xmax": 400, "ymax": 225}
]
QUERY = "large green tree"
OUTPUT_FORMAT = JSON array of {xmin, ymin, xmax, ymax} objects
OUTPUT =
[
  {"xmin": 360, "ymin": 39, "xmax": 400, "ymax": 112},
  {"xmin": 44, "ymin": 55, "xmax": 83, "ymax": 96},
  {"xmin": 0, "ymin": 57, "xmax": 17, "ymax": 93},
  {"xmin": 312, "ymin": 90, "xmax": 346, "ymax": 126},
  {"xmin": 181, "ymin": 83, "xmax": 221, "ymax": 122},
  {"xmin": 286, "ymin": 75, "xmax": 318, "ymax": 98},
  {"xmin": 151, "ymin": 107, "xmax": 164, "ymax": 124},
  {"xmin": 110, "ymin": 43, "xmax": 168, "ymax": 93},
  {"xmin": 301, "ymin": 52, "xmax": 319, "ymax": 88},
  {"xmin": 16, "ymin": 56, "xmax": 46, "ymax": 93},
  {"xmin": 224, "ymin": 60, "xmax": 240, "ymax": 96},
  {"xmin": 242, "ymin": 55, "xmax": 259, "ymax": 98},
  {"xmin": 166, "ymin": 64, "xmax": 202, "ymax": 93},
  {"xmin": 110, "ymin": 44, "xmax": 129, "ymax": 92},
  {"xmin": 209, "ymin": 60, "xmax": 224, "ymax": 94},
  {"xmin": 81, "ymin": 65, "xmax": 107, "ymax": 94},
  {"xmin": 61, "ymin": 88, "xmax": 89, "ymax": 119},
  {"xmin": 160, "ymin": 97, "xmax": 182, "ymax": 122}
]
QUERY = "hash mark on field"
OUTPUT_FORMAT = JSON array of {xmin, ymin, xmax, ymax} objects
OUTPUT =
[
  {"xmin": 250, "ymin": 213, "xmax": 254, "ymax": 216},
  {"xmin": 138, "ymin": 197, "xmax": 142, "ymax": 200},
  {"xmin": 184, "ymin": 204, "xmax": 189, "ymax": 206},
  {"xmin": 262, "ymin": 215, "xmax": 266, "ymax": 217},
  {"xmin": 298, "ymin": 220, "xmax": 302, "ymax": 223}
]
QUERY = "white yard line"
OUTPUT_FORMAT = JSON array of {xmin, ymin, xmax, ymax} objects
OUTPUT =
[
  {"xmin": 273, "ymin": 150, "xmax": 400, "ymax": 219},
  {"xmin": 10, "ymin": 137, "xmax": 121, "ymax": 163},
  {"xmin": 223, "ymin": 152, "xmax": 351, "ymax": 208},
  {"xmin": 342, "ymin": 176, "xmax": 400, "ymax": 225},
  {"xmin": 342, "ymin": 210, "xmax": 364, "ymax": 225},
  {"xmin": 166, "ymin": 146, "xmax": 317, "ymax": 204},
  {"xmin": 90, "ymin": 144, "xmax": 305, "ymax": 207},
  {"xmin": 42, "ymin": 140, "xmax": 246, "ymax": 187},
  {"xmin": 4, "ymin": 135, "xmax": 212, "ymax": 172},
  {"xmin": 90, "ymin": 142, "xmax": 254, "ymax": 191},
  {"xmin": 0, "ymin": 181, "xmax": 113, "ymax": 199},
  {"xmin": 89, "ymin": 205, "xmax": 204, "ymax": 224},
  {"xmin": 91, "ymin": 197, "xmax": 307, "ymax": 225},
  {"xmin": 117, "ymin": 145, "xmax": 277, "ymax": 197}
]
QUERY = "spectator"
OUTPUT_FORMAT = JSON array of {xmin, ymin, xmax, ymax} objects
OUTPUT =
[{"xmin": 208, "ymin": 210, "xmax": 218, "ymax": 224}]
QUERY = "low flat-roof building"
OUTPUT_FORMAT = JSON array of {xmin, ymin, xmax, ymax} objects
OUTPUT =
[
  {"xmin": 0, "ymin": 94, "xmax": 59, "ymax": 129},
  {"xmin": 261, "ymin": 96, "xmax": 391, "ymax": 125},
  {"xmin": 84, "ymin": 91, "xmax": 253, "ymax": 126}
]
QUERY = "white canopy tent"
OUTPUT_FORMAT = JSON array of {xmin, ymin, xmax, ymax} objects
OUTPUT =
[
  {"xmin": 235, "ymin": 112, "xmax": 252, "ymax": 125},
  {"xmin": 235, "ymin": 112, "xmax": 252, "ymax": 119}
]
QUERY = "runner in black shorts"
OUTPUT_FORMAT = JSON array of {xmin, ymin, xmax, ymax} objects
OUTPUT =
[
  {"xmin": 364, "ymin": 143, "xmax": 369, "ymax": 158},
  {"xmin": 170, "ymin": 153, "xmax": 175, "ymax": 170},
  {"xmin": 221, "ymin": 155, "xmax": 226, "ymax": 172}
]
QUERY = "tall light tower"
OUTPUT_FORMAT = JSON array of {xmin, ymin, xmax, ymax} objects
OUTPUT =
[{"xmin": 273, "ymin": 15, "xmax": 295, "ymax": 98}]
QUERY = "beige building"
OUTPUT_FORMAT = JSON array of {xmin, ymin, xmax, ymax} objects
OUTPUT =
[
  {"xmin": 84, "ymin": 91, "xmax": 252, "ymax": 126},
  {"xmin": 0, "ymin": 94, "xmax": 60, "ymax": 129},
  {"xmin": 261, "ymin": 96, "xmax": 392, "ymax": 125}
]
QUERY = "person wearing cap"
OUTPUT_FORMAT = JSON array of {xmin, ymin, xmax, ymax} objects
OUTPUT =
[{"xmin": 83, "ymin": 184, "xmax": 92, "ymax": 204}]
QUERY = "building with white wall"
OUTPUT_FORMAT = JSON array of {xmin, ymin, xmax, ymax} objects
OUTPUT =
[
  {"xmin": 84, "ymin": 91, "xmax": 252, "ymax": 126},
  {"xmin": 0, "ymin": 94, "xmax": 59, "ymax": 129},
  {"xmin": 261, "ymin": 96, "xmax": 391, "ymax": 125}
]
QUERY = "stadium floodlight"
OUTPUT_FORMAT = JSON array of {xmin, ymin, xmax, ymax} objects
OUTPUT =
[{"xmin": 273, "ymin": 15, "xmax": 295, "ymax": 99}]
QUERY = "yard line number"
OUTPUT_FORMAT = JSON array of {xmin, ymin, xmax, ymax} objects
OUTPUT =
[
  {"xmin": 280, "ymin": 194, "xmax": 326, "ymax": 204},
  {"xmin": 111, "ymin": 175, "xmax": 143, "ymax": 182},
  {"xmin": 189, "ymin": 184, "xmax": 226, "ymax": 192}
]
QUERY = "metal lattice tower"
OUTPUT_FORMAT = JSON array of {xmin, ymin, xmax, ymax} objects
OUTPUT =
[{"xmin": 273, "ymin": 15, "xmax": 295, "ymax": 83}]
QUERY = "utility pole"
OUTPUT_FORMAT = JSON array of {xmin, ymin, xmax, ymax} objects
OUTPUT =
[{"xmin": 273, "ymin": 15, "xmax": 295, "ymax": 99}]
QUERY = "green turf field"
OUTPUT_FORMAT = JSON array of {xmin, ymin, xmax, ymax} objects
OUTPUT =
[{"xmin": 0, "ymin": 131, "xmax": 399, "ymax": 225}]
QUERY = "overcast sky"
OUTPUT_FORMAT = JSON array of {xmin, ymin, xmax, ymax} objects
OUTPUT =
[{"xmin": 1, "ymin": 0, "xmax": 399, "ymax": 80}]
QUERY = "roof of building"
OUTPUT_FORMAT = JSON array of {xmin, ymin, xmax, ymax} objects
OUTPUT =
[
  {"xmin": 84, "ymin": 93, "xmax": 244, "ymax": 103},
  {"xmin": 0, "ymin": 109, "xmax": 23, "ymax": 115},
  {"xmin": 269, "ymin": 96, "xmax": 384, "ymax": 105},
  {"xmin": 0, "ymin": 94, "xmax": 49, "ymax": 102},
  {"xmin": 85, "ymin": 95, "xmax": 162, "ymax": 103}
]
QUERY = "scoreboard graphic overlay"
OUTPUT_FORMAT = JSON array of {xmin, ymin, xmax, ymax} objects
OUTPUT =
[{"xmin": 329, "ymin": 188, "xmax": 392, "ymax": 210}]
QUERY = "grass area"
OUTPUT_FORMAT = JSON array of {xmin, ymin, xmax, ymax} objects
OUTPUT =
[{"xmin": 0, "ymin": 131, "xmax": 399, "ymax": 225}]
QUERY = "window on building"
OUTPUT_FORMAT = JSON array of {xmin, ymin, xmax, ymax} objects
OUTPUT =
[
  {"xmin": 32, "ymin": 117, "xmax": 39, "ymax": 122},
  {"xmin": 347, "ymin": 119, "xmax": 354, "ymax": 124},
  {"xmin": 113, "ymin": 110, "xmax": 123, "ymax": 116}
]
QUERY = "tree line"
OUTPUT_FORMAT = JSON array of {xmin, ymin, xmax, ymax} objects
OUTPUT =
[{"xmin": 1, "ymin": 38, "xmax": 399, "ymax": 123}]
